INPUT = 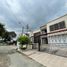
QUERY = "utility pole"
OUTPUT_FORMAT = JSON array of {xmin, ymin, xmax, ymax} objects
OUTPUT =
[
  {"xmin": 6, "ymin": 3, "xmax": 26, "ymax": 35},
  {"xmin": 18, "ymin": 22, "xmax": 24, "ymax": 35},
  {"xmin": 26, "ymin": 24, "xmax": 29, "ymax": 32},
  {"xmin": 22, "ymin": 26, "xmax": 24, "ymax": 35}
]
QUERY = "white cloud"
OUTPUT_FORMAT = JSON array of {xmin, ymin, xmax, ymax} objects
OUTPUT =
[
  {"xmin": 0, "ymin": 15, "xmax": 6, "ymax": 23},
  {"xmin": 6, "ymin": 0, "xmax": 21, "ymax": 14},
  {"xmin": 64, "ymin": 2, "xmax": 67, "ymax": 8},
  {"xmin": 0, "ymin": 0, "xmax": 67, "ymax": 35}
]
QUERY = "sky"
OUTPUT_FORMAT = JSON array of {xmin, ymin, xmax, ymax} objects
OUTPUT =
[{"xmin": 0, "ymin": 0, "xmax": 67, "ymax": 35}]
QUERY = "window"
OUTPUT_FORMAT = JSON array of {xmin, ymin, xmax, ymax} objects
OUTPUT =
[
  {"xmin": 42, "ymin": 38, "xmax": 48, "ymax": 44},
  {"xmin": 54, "ymin": 24, "xmax": 58, "ymax": 30},
  {"xmin": 50, "ymin": 25, "xmax": 54, "ymax": 31},
  {"xmin": 50, "ymin": 21, "xmax": 66, "ymax": 31},
  {"xmin": 59, "ymin": 21, "xmax": 65, "ymax": 29},
  {"xmin": 41, "ymin": 29, "xmax": 47, "ymax": 34}
]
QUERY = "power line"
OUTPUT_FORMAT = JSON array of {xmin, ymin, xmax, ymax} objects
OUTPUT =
[
  {"xmin": 6, "ymin": 2, "xmax": 34, "ymax": 34},
  {"xmin": 6, "ymin": 2, "xmax": 26, "ymax": 34}
]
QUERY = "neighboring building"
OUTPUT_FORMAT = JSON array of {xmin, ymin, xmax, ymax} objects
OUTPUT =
[
  {"xmin": 28, "ymin": 32, "xmax": 34, "ymax": 44},
  {"xmin": 29, "ymin": 29, "xmax": 41, "ymax": 49},
  {"xmin": 33, "ymin": 30, "xmax": 40, "ymax": 43}
]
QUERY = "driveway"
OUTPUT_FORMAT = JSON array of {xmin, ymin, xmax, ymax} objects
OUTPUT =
[{"xmin": 0, "ymin": 46, "xmax": 45, "ymax": 67}]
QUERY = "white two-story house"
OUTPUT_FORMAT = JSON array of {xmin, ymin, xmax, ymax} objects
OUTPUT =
[{"xmin": 47, "ymin": 14, "xmax": 67, "ymax": 50}]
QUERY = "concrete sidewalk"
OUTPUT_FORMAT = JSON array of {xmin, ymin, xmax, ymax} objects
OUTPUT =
[{"xmin": 19, "ymin": 50, "xmax": 67, "ymax": 67}]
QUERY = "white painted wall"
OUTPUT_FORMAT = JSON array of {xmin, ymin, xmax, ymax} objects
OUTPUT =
[
  {"xmin": 40, "ymin": 14, "xmax": 67, "ymax": 50},
  {"xmin": 48, "ymin": 34, "xmax": 67, "ymax": 50},
  {"xmin": 47, "ymin": 15, "xmax": 67, "ymax": 33}
]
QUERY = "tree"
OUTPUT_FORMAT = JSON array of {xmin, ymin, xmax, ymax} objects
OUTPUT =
[
  {"xmin": 0, "ymin": 23, "xmax": 5, "ymax": 38},
  {"xmin": 8, "ymin": 31, "xmax": 16, "ymax": 38},
  {"xmin": 3, "ymin": 31, "xmax": 11, "ymax": 42},
  {"xmin": 17, "ymin": 35, "xmax": 30, "ymax": 45},
  {"xmin": 3, "ymin": 31, "xmax": 16, "ymax": 42},
  {"xmin": 0, "ymin": 23, "xmax": 16, "ymax": 43}
]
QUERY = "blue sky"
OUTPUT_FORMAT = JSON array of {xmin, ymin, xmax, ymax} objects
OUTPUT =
[{"xmin": 0, "ymin": 0, "xmax": 67, "ymax": 35}]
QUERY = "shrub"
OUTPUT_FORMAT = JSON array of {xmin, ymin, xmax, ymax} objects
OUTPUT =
[{"xmin": 17, "ymin": 35, "xmax": 30, "ymax": 45}]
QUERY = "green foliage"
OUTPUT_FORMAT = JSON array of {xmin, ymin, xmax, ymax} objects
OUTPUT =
[
  {"xmin": 3, "ymin": 31, "xmax": 11, "ymax": 42},
  {"xmin": 0, "ymin": 23, "xmax": 5, "ymax": 38},
  {"xmin": 3, "ymin": 31, "xmax": 16, "ymax": 42},
  {"xmin": 9, "ymin": 32, "xmax": 16, "ymax": 38},
  {"xmin": 17, "ymin": 35, "xmax": 30, "ymax": 45},
  {"xmin": 0, "ymin": 22, "xmax": 16, "ymax": 42}
]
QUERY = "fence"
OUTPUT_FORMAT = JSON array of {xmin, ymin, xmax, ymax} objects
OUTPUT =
[{"xmin": 40, "ymin": 43, "xmax": 67, "ymax": 51}]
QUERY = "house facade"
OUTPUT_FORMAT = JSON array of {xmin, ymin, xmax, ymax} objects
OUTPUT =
[
  {"xmin": 29, "ymin": 14, "xmax": 67, "ymax": 51},
  {"xmin": 47, "ymin": 14, "xmax": 67, "ymax": 50},
  {"xmin": 40, "ymin": 25, "xmax": 48, "ymax": 50}
]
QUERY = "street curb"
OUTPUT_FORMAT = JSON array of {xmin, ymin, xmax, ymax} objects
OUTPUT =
[
  {"xmin": 17, "ymin": 50, "xmax": 46, "ymax": 67},
  {"xmin": 17, "ymin": 50, "xmax": 36, "ymax": 60}
]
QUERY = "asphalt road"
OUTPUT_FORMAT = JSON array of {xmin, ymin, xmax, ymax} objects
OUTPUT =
[{"xmin": 0, "ymin": 46, "xmax": 45, "ymax": 67}]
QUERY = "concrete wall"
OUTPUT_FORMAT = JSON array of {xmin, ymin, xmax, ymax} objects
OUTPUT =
[
  {"xmin": 27, "ymin": 45, "xmax": 32, "ymax": 50},
  {"xmin": 32, "ymin": 43, "xmax": 38, "ymax": 49},
  {"xmin": 40, "ymin": 44, "xmax": 49, "ymax": 51}
]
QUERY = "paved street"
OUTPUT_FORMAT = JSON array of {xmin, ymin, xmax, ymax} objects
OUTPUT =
[{"xmin": 0, "ymin": 46, "xmax": 45, "ymax": 67}]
